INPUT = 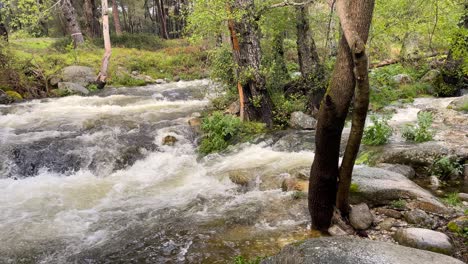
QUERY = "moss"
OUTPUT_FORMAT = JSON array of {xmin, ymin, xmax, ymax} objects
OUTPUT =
[
  {"xmin": 5, "ymin": 90, "xmax": 23, "ymax": 100},
  {"xmin": 350, "ymin": 183, "xmax": 360, "ymax": 193},
  {"xmin": 390, "ymin": 199, "xmax": 406, "ymax": 209},
  {"xmin": 447, "ymin": 221, "xmax": 461, "ymax": 233}
]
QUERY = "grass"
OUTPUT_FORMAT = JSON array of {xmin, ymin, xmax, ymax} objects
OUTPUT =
[
  {"xmin": 390, "ymin": 199, "xmax": 406, "ymax": 209},
  {"xmin": 234, "ymin": 256, "xmax": 263, "ymax": 264},
  {"xmin": 443, "ymin": 192, "xmax": 462, "ymax": 207}
]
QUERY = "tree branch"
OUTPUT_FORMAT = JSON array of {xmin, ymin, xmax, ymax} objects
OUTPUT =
[
  {"xmin": 270, "ymin": 0, "xmax": 314, "ymax": 8},
  {"xmin": 335, "ymin": 0, "xmax": 365, "ymax": 54}
]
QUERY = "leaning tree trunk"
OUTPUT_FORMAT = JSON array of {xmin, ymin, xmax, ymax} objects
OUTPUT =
[
  {"xmin": 96, "ymin": 0, "xmax": 112, "ymax": 89},
  {"xmin": 112, "ymin": 0, "xmax": 123, "ymax": 35},
  {"xmin": 308, "ymin": 0, "xmax": 374, "ymax": 231},
  {"xmin": 61, "ymin": 0, "xmax": 85, "ymax": 47},
  {"xmin": 230, "ymin": 0, "xmax": 274, "ymax": 127}
]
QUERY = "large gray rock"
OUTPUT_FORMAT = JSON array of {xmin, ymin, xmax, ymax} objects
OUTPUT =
[
  {"xmin": 449, "ymin": 95, "xmax": 468, "ymax": 110},
  {"xmin": 349, "ymin": 203, "xmax": 373, "ymax": 230},
  {"xmin": 394, "ymin": 228, "xmax": 453, "ymax": 255},
  {"xmin": 261, "ymin": 237, "xmax": 463, "ymax": 264},
  {"xmin": 350, "ymin": 167, "xmax": 448, "ymax": 214},
  {"xmin": 376, "ymin": 163, "xmax": 415, "ymax": 178},
  {"xmin": 57, "ymin": 82, "xmax": 89, "ymax": 95},
  {"xmin": 289, "ymin": 111, "xmax": 317, "ymax": 130},
  {"xmin": 62, "ymin": 66, "xmax": 96, "ymax": 87}
]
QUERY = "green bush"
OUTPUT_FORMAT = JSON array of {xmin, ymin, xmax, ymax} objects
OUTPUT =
[
  {"xmin": 92, "ymin": 33, "xmax": 164, "ymax": 50},
  {"xmin": 402, "ymin": 111, "xmax": 434, "ymax": 142},
  {"xmin": 209, "ymin": 45, "xmax": 236, "ymax": 87},
  {"xmin": 363, "ymin": 115, "xmax": 393, "ymax": 145},
  {"xmin": 271, "ymin": 94, "xmax": 307, "ymax": 128},
  {"xmin": 429, "ymin": 156, "xmax": 463, "ymax": 180},
  {"xmin": 443, "ymin": 192, "xmax": 462, "ymax": 206}
]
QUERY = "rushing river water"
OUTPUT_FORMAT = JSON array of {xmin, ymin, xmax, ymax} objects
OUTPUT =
[{"xmin": 0, "ymin": 80, "xmax": 317, "ymax": 263}]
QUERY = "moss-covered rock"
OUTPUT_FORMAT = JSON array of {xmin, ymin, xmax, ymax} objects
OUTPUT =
[
  {"xmin": 447, "ymin": 216, "xmax": 468, "ymax": 233},
  {"xmin": 5, "ymin": 90, "xmax": 23, "ymax": 101}
]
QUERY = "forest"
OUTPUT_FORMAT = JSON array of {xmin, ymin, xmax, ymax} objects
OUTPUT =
[{"xmin": 0, "ymin": 0, "xmax": 467, "ymax": 263}]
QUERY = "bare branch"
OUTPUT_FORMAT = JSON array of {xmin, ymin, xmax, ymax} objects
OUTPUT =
[{"xmin": 270, "ymin": 0, "xmax": 314, "ymax": 9}]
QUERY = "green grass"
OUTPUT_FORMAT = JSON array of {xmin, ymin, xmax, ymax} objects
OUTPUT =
[
  {"xmin": 390, "ymin": 199, "xmax": 406, "ymax": 209},
  {"xmin": 443, "ymin": 192, "xmax": 462, "ymax": 207}
]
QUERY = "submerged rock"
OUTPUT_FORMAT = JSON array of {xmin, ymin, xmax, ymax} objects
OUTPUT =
[
  {"xmin": 394, "ymin": 228, "xmax": 453, "ymax": 255},
  {"xmin": 261, "ymin": 237, "xmax": 463, "ymax": 264},
  {"xmin": 289, "ymin": 112, "xmax": 316, "ymax": 130},
  {"xmin": 162, "ymin": 135, "xmax": 177, "ymax": 146},
  {"xmin": 349, "ymin": 203, "xmax": 374, "ymax": 230}
]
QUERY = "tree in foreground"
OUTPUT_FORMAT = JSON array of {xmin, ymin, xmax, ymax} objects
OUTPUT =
[
  {"xmin": 96, "ymin": 0, "xmax": 112, "ymax": 89},
  {"xmin": 308, "ymin": 0, "xmax": 375, "ymax": 231}
]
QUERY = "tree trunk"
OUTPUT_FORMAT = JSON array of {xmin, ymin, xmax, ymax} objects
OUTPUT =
[
  {"xmin": 112, "ymin": 0, "xmax": 123, "ymax": 35},
  {"xmin": 61, "ymin": 0, "xmax": 85, "ymax": 47},
  {"xmin": 0, "ymin": 23, "xmax": 8, "ymax": 42},
  {"xmin": 84, "ymin": 0, "xmax": 101, "ymax": 38},
  {"xmin": 157, "ymin": 0, "xmax": 169, "ymax": 39},
  {"xmin": 308, "ymin": 0, "xmax": 374, "ymax": 231},
  {"xmin": 230, "ymin": 0, "xmax": 274, "ymax": 127},
  {"xmin": 96, "ymin": 0, "xmax": 112, "ymax": 89}
]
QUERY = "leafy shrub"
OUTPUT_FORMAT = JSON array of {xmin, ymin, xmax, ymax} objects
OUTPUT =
[
  {"xmin": 271, "ymin": 94, "xmax": 307, "ymax": 128},
  {"xmin": 199, "ymin": 111, "xmax": 266, "ymax": 154},
  {"xmin": 429, "ymin": 156, "xmax": 463, "ymax": 180},
  {"xmin": 402, "ymin": 111, "xmax": 434, "ymax": 142},
  {"xmin": 390, "ymin": 199, "xmax": 406, "ymax": 209},
  {"xmin": 433, "ymin": 81, "xmax": 459, "ymax": 97},
  {"xmin": 92, "ymin": 33, "xmax": 164, "ymax": 50},
  {"xmin": 443, "ymin": 192, "xmax": 462, "ymax": 206},
  {"xmin": 208, "ymin": 45, "xmax": 236, "ymax": 87},
  {"xmin": 363, "ymin": 115, "xmax": 393, "ymax": 145}
]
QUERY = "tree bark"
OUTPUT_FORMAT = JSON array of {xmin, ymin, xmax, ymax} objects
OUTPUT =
[
  {"xmin": 0, "ymin": 23, "xmax": 8, "ymax": 42},
  {"xmin": 157, "ymin": 0, "xmax": 169, "ymax": 39},
  {"xmin": 96, "ymin": 0, "xmax": 112, "ymax": 89},
  {"xmin": 84, "ymin": 0, "xmax": 101, "ymax": 38},
  {"xmin": 61, "ymin": 0, "xmax": 85, "ymax": 47},
  {"xmin": 308, "ymin": 0, "xmax": 374, "ymax": 231},
  {"xmin": 230, "ymin": 0, "xmax": 274, "ymax": 127},
  {"xmin": 112, "ymin": 0, "xmax": 123, "ymax": 35}
]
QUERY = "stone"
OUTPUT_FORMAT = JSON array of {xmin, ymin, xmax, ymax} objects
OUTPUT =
[
  {"xmin": 394, "ymin": 228, "xmax": 453, "ymax": 255},
  {"xmin": 173, "ymin": 76, "xmax": 181, "ymax": 82},
  {"xmin": 448, "ymin": 95, "xmax": 468, "ymax": 110},
  {"xmin": 62, "ymin": 66, "xmax": 96, "ymax": 87},
  {"xmin": 155, "ymin": 79, "xmax": 166, "ymax": 84},
  {"xmin": 57, "ymin": 82, "xmax": 89, "ymax": 95},
  {"xmin": 429, "ymin": 176, "xmax": 440, "ymax": 190},
  {"xmin": 458, "ymin": 193, "xmax": 468, "ymax": 202},
  {"xmin": 226, "ymin": 100, "xmax": 240, "ymax": 115},
  {"xmin": 49, "ymin": 76, "xmax": 61, "ymax": 86},
  {"xmin": 0, "ymin": 89, "xmax": 13, "ymax": 104},
  {"xmin": 295, "ymin": 169, "xmax": 309, "ymax": 180},
  {"xmin": 375, "ymin": 208, "xmax": 402, "ymax": 219},
  {"xmin": 188, "ymin": 117, "xmax": 201, "ymax": 127},
  {"xmin": 447, "ymin": 216, "xmax": 468, "ymax": 233},
  {"xmin": 393, "ymin": 74, "xmax": 413, "ymax": 85},
  {"xmin": 289, "ymin": 111, "xmax": 317, "ymax": 130},
  {"xmin": 420, "ymin": 69, "xmax": 440, "ymax": 84},
  {"xmin": 261, "ymin": 237, "xmax": 463, "ymax": 264},
  {"xmin": 281, "ymin": 176, "xmax": 307, "ymax": 192},
  {"xmin": 376, "ymin": 163, "xmax": 415, "ymax": 178},
  {"xmin": 131, "ymin": 70, "xmax": 139, "ymax": 75},
  {"xmin": 379, "ymin": 218, "xmax": 396, "ymax": 231},
  {"xmin": 349, "ymin": 203, "xmax": 374, "ymax": 230},
  {"xmin": 328, "ymin": 225, "xmax": 347, "ymax": 236},
  {"xmin": 229, "ymin": 171, "xmax": 250, "ymax": 186},
  {"xmin": 162, "ymin": 135, "xmax": 177, "ymax": 146},
  {"xmin": 403, "ymin": 209, "xmax": 434, "ymax": 227},
  {"xmin": 350, "ymin": 167, "xmax": 448, "ymax": 214}
]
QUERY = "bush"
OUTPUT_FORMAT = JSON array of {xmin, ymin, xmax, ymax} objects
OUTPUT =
[
  {"xmin": 208, "ymin": 45, "xmax": 236, "ymax": 87},
  {"xmin": 92, "ymin": 33, "xmax": 164, "ymax": 50},
  {"xmin": 402, "ymin": 111, "xmax": 434, "ymax": 142},
  {"xmin": 429, "ymin": 156, "xmax": 463, "ymax": 180},
  {"xmin": 271, "ymin": 94, "xmax": 307, "ymax": 128},
  {"xmin": 362, "ymin": 115, "xmax": 393, "ymax": 145},
  {"xmin": 111, "ymin": 74, "xmax": 147, "ymax": 87},
  {"xmin": 443, "ymin": 192, "xmax": 462, "ymax": 207},
  {"xmin": 199, "ymin": 111, "xmax": 266, "ymax": 154}
]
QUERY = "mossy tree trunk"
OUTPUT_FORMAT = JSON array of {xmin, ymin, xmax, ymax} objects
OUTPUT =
[
  {"xmin": 308, "ymin": 0, "xmax": 374, "ymax": 231},
  {"xmin": 61, "ymin": 0, "xmax": 85, "ymax": 47}
]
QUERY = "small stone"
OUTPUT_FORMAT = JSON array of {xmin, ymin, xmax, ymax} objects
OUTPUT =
[
  {"xmin": 188, "ymin": 117, "xmax": 201, "ymax": 127},
  {"xmin": 131, "ymin": 71, "xmax": 139, "ymax": 75},
  {"xmin": 162, "ymin": 135, "xmax": 177, "ymax": 146},
  {"xmin": 429, "ymin": 176, "xmax": 440, "ymax": 190},
  {"xmin": 295, "ymin": 169, "xmax": 309, "ymax": 180},
  {"xmin": 173, "ymin": 76, "xmax": 181, "ymax": 82},
  {"xmin": 392, "ymin": 74, "xmax": 413, "ymax": 85},
  {"xmin": 191, "ymin": 112, "xmax": 201, "ymax": 118},
  {"xmin": 379, "ymin": 218, "xmax": 396, "ymax": 231},
  {"xmin": 350, "ymin": 203, "xmax": 374, "ymax": 230},
  {"xmin": 155, "ymin": 79, "xmax": 166, "ymax": 84},
  {"xmin": 403, "ymin": 209, "xmax": 434, "ymax": 227},
  {"xmin": 229, "ymin": 172, "xmax": 250, "ymax": 186},
  {"xmin": 375, "ymin": 208, "xmax": 402, "ymax": 219},
  {"xmin": 225, "ymin": 100, "xmax": 240, "ymax": 115},
  {"xmin": 57, "ymin": 82, "xmax": 89, "ymax": 95},
  {"xmin": 394, "ymin": 228, "xmax": 453, "ymax": 255},
  {"xmin": 458, "ymin": 193, "xmax": 468, "ymax": 202},
  {"xmin": 328, "ymin": 225, "xmax": 347, "ymax": 236},
  {"xmin": 49, "ymin": 76, "xmax": 61, "ymax": 86}
]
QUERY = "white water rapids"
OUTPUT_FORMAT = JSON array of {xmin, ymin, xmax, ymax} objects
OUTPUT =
[{"xmin": 0, "ymin": 80, "xmax": 315, "ymax": 263}]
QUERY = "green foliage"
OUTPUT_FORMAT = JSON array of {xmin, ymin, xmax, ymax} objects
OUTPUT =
[
  {"xmin": 199, "ymin": 111, "xmax": 266, "ymax": 154},
  {"xmin": 429, "ymin": 156, "xmax": 463, "ymax": 180},
  {"xmin": 390, "ymin": 199, "xmax": 406, "ymax": 209},
  {"xmin": 457, "ymin": 102, "xmax": 468, "ymax": 112},
  {"xmin": 210, "ymin": 91, "xmax": 238, "ymax": 110},
  {"xmin": 234, "ymin": 256, "xmax": 263, "ymax": 264},
  {"xmin": 92, "ymin": 33, "xmax": 165, "ymax": 51},
  {"xmin": 5, "ymin": 90, "xmax": 23, "ymax": 100},
  {"xmin": 271, "ymin": 94, "xmax": 307, "ymax": 128},
  {"xmin": 112, "ymin": 74, "xmax": 147, "ymax": 87},
  {"xmin": 350, "ymin": 183, "xmax": 360, "ymax": 193},
  {"xmin": 433, "ymin": 81, "xmax": 459, "ymax": 97},
  {"xmin": 402, "ymin": 112, "xmax": 434, "ymax": 142},
  {"xmin": 209, "ymin": 45, "xmax": 236, "ymax": 87},
  {"xmin": 355, "ymin": 151, "xmax": 378, "ymax": 166},
  {"xmin": 443, "ymin": 192, "xmax": 462, "ymax": 207},
  {"xmin": 87, "ymin": 84, "xmax": 99, "ymax": 92},
  {"xmin": 363, "ymin": 115, "xmax": 393, "ymax": 145}
]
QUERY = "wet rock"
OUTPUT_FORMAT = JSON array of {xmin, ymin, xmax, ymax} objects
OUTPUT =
[
  {"xmin": 403, "ymin": 209, "xmax": 434, "ymax": 227},
  {"xmin": 448, "ymin": 95, "xmax": 468, "ymax": 110},
  {"xmin": 420, "ymin": 69, "xmax": 440, "ymax": 84},
  {"xmin": 447, "ymin": 216, "xmax": 468, "ymax": 233},
  {"xmin": 229, "ymin": 171, "xmax": 250, "ymax": 186},
  {"xmin": 328, "ymin": 225, "xmax": 347, "ymax": 236},
  {"xmin": 458, "ymin": 193, "xmax": 468, "ymax": 202},
  {"xmin": 394, "ymin": 228, "xmax": 453, "ymax": 255},
  {"xmin": 0, "ymin": 90, "xmax": 13, "ymax": 104},
  {"xmin": 49, "ymin": 76, "xmax": 61, "ymax": 86},
  {"xmin": 225, "ymin": 100, "xmax": 240, "ymax": 115},
  {"xmin": 349, "ymin": 203, "xmax": 373, "ymax": 230},
  {"xmin": 155, "ymin": 79, "xmax": 166, "ymax": 84},
  {"xmin": 375, "ymin": 208, "xmax": 402, "ymax": 219},
  {"xmin": 429, "ymin": 176, "xmax": 440, "ymax": 190},
  {"xmin": 350, "ymin": 167, "xmax": 448, "ymax": 214},
  {"xmin": 272, "ymin": 130, "xmax": 315, "ymax": 152},
  {"xmin": 289, "ymin": 112, "xmax": 316, "ymax": 130},
  {"xmin": 188, "ymin": 117, "xmax": 201, "ymax": 127},
  {"xmin": 379, "ymin": 218, "xmax": 396, "ymax": 231},
  {"xmin": 281, "ymin": 177, "xmax": 307, "ymax": 192},
  {"xmin": 173, "ymin": 76, "xmax": 181, "ymax": 82},
  {"xmin": 393, "ymin": 74, "xmax": 413, "ymax": 85},
  {"xmin": 376, "ymin": 163, "xmax": 415, "ymax": 179},
  {"xmin": 62, "ymin": 66, "xmax": 96, "ymax": 87},
  {"xmin": 295, "ymin": 168, "xmax": 309, "ymax": 180},
  {"xmin": 162, "ymin": 135, "xmax": 177, "ymax": 146},
  {"xmin": 58, "ymin": 82, "xmax": 90, "ymax": 95},
  {"xmin": 261, "ymin": 237, "xmax": 463, "ymax": 264}
]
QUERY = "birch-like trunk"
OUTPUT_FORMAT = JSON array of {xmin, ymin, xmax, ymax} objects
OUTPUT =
[{"xmin": 96, "ymin": 0, "xmax": 112, "ymax": 89}]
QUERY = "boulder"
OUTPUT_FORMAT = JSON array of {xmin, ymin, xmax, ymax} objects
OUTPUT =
[
  {"xmin": 289, "ymin": 111, "xmax": 317, "ymax": 130},
  {"xmin": 458, "ymin": 193, "xmax": 468, "ymax": 202},
  {"xmin": 376, "ymin": 163, "xmax": 415, "ymax": 179},
  {"xmin": 57, "ymin": 82, "xmax": 89, "ymax": 95},
  {"xmin": 62, "ymin": 66, "xmax": 96, "ymax": 87},
  {"xmin": 448, "ymin": 95, "xmax": 468, "ymax": 110},
  {"xmin": 188, "ymin": 117, "xmax": 201, "ymax": 127},
  {"xmin": 349, "ymin": 203, "xmax": 374, "ymax": 230},
  {"xmin": 393, "ymin": 74, "xmax": 413, "ymax": 85},
  {"xmin": 49, "ymin": 76, "xmax": 61, "ymax": 86},
  {"xmin": 420, "ymin": 69, "xmax": 440, "ymax": 84},
  {"xmin": 394, "ymin": 228, "xmax": 453, "ymax": 255},
  {"xmin": 261, "ymin": 237, "xmax": 463, "ymax": 264},
  {"xmin": 375, "ymin": 208, "xmax": 402, "ymax": 219},
  {"xmin": 403, "ymin": 209, "xmax": 435, "ymax": 227},
  {"xmin": 229, "ymin": 171, "xmax": 250, "ymax": 186},
  {"xmin": 350, "ymin": 167, "xmax": 448, "ymax": 214}
]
